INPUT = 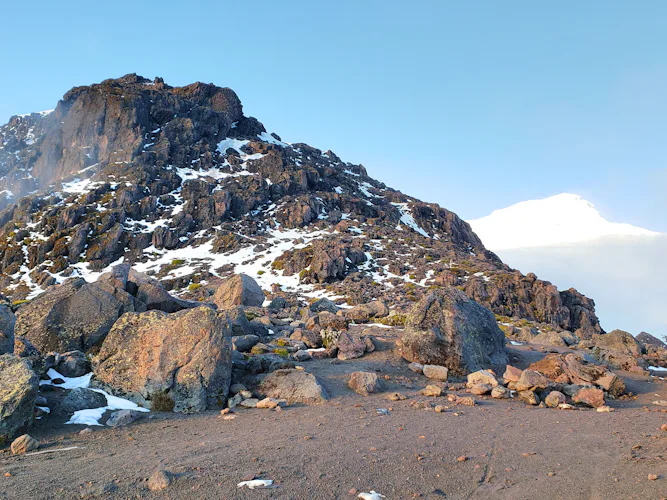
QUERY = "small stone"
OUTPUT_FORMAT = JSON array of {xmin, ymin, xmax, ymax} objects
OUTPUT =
[
  {"xmin": 491, "ymin": 386, "xmax": 509, "ymax": 399},
  {"xmin": 348, "ymin": 371, "xmax": 380, "ymax": 396},
  {"xmin": 106, "ymin": 409, "xmax": 143, "ymax": 428},
  {"xmin": 148, "ymin": 470, "xmax": 173, "ymax": 491},
  {"xmin": 228, "ymin": 393, "xmax": 243, "ymax": 408},
  {"xmin": 544, "ymin": 391, "xmax": 566, "ymax": 408},
  {"xmin": 239, "ymin": 390, "xmax": 254, "ymax": 399},
  {"xmin": 661, "ymin": 424, "xmax": 667, "ymax": 432},
  {"xmin": 293, "ymin": 350, "xmax": 312, "ymax": 362},
  {"xmin": 515, "ymin": 370, "xmax": 549, "ymax": 391},
  {"xmin": 408, "ymin": 362, "xmax": 424, "ymax": 373},
  {"xmin": 386, "ymin": 392, "xmax": 407, "ymax": 401},
  {"xmin": 423, "ymin": 365, "xmax": 448, "ymax": 381},
  {"xmin": 457, "ymin": 456, "xmax": 467, "ymax": 462},
  {"xmin": 596, "ymin": 405, "xmax": 613, "ymax": 413},
  {"xmin": 10, "ymin": 434, "xmax": 39, "ymax": 455},
  {"xmin": 434, "ymin": 405, "xmax": 447, "ymax": 413},
  {"xmin": 256, "ymin": 398, "xmax": 279, "ymax": 409},
  {"xmin": 647, "ymin": 474, "xmax": 658, "ymax": 481},
  {"xmin": 79, "ymin": 428, "xmax": 93, "ymax": 436},
  {"xmin": 456, "ymin": 396, "xmax": 475, "ymax": 407},
  {"xmin": 421, "ymin": 385, "xmax": 442, "ymax": 397},
  {"xmin": 503, "ymin": 365, "xmax": 522, "ymax": 383},
  {"xmin": 470, "ymin": 384, "xmax": 492, "ymax": 395},
  {"xmin": 467, "ymin": 370, "xmax": 498, "ymax": 388},
  {"xmin": 229, "ymin": 383, "xmax": 247, "ymax": 394},
  {"xmin": 239, "ymin": 398, "xmax": 259, "ymax": 408},
  {"xmin": 517, "ymin": 390, "xmax": 539, "ymax": 405}
]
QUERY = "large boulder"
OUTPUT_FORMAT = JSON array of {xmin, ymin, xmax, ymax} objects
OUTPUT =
[
  {"xmin": 14, "ymin": 278, "xmax": 125, "ymax": 354},
  {"xmin": 531, "ymin": 331, "xmax": 568, "ymax": 348},
  {"xmin": 0, "ymin": 304, "xmax": 15, "ymax": 355},
  {"xmin": 592, "ymin": 330, "xmax": 644, "ymax": 357},
  {"xmin": 395, "ymin": 289, "xmax": 508, "ymax": 376},
  {"xmin": 94, "ymin": 306, "xmax": 232, "ymax": 413},
  {"xmin": 344, "ymin": 301, "xmax": 389, "ymax": 323},
  {"xmin": 258, "ymin": 369, "xmax": 328, "ymax": 404},
  {"xmin": 0, "ymin": 355, "xmax": 39, "ymax": 442},
  {"xmin": 213, "ymin": 274, "xmax": 265, "ymax": 309}
]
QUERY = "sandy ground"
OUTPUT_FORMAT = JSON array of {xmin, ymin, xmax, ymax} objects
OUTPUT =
[{"xmin": 1, "ymin": 333, "xmax": 666, "ymax": 500}]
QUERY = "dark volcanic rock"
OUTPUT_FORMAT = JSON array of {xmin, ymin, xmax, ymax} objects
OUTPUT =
[
  {"xmin": 59, "ymin": 388, "xmax": 107, "ymax": 415},
  {"xmin": 395, "ymin": 288, "xmax": 508, "ymax": 376}
]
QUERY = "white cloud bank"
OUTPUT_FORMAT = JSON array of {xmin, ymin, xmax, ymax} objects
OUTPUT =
[{"xmin": 468, "ymin": 194, "xmax": 666, "ymax": 336}]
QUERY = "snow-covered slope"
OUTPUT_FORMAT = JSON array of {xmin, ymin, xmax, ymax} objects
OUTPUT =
[{"xmin": 467, "ymin": 193, "xmax": 659, "ymax": 250}]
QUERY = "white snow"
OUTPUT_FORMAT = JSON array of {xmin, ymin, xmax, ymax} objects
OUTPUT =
[
  {"xmin": 237, "ymin": 479, "xmax": 274, "ymax": 489},
  {"xmin": 258, "ymin": 131, "xmax": 289, "ymax": 147},
  {"xmin": 358, "ymin": 492, "xmax": 385, "ymax": 500},
  {"xmin": 391, "ymin": 202, "xmax": 430, "ymax": 238},
  {"xmin": 648, "ymin": 365, "xmax": 667, "ymax": 372},
  {"xmin": 468, "ymin": 193, "xmax": 659, "ymax": 250},
  {"xmin": 40, "ymin": 369, "xmax": 92, "ymax": 389}
]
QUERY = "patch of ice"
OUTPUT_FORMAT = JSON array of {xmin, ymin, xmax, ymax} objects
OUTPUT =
[
  {"xmin": 510, "ymin": 341, "xmax": 523, "ymax": 346},
  {"xmin": 648, "ymin": 365, "xmax": 667, "ymax": 372}
]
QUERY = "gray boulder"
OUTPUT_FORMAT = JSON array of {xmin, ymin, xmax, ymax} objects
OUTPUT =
[
  {"xmin": 94, "ymin": 306, "xmax": 232, "ymax": 413},
  {"xmin": 232, "ymin": 335, "xmax": 259, "ymax": 353},
  {"xmin": 106, "ymin": 409, "xmax": 143, "ymax": 428},
  {"xmin": 14, "ymin": 278, "xmax": 125, "ymax": 354},
  {"xmin": 592, "ymin": 329, "xmax": 644, "ymax": 357},
  {"xmin": 395, "ymin": 289, "xmax": 508, "ymax": 376},
  {"xmin": 55, "ymin": 350, "xmax": 91, "ymax": 377},
  {"xmin": 258, "ymin": 369, "xmax": 328, "ymax": 404},
  {"xmin": 0, "ymin": 304, "xmax": 15, "ymax": 355},
  {"xmin": 309, "ymin": 298, "xmax": 339, "ymax": 314},
  {"xmin": 59, "ymin": 388, "xmax": 107, "ymax": 414},
  {"xmin": 0, "ymin": 354, "xmax": 39, "ymax": 442},
  {"xmin": 213, "ymin": 274, "xmax": 264, "ymax": 309}
]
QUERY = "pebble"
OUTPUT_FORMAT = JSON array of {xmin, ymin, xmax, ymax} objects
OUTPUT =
[
  {"xmin": 10, "ymin": 435, "xmax": 39, "ymax": 455},
  {"xmin": 647, "ymin": 474, "xmax": 658, "ymax": 481}
]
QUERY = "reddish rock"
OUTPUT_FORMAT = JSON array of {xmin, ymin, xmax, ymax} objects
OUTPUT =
[
  {"xmin": 503, "ymin": 365, "xmax": 522, "ymax": 383},
  {"xmin": 573, "ymin": 387, "xmax": 605, "ymax": 408}
]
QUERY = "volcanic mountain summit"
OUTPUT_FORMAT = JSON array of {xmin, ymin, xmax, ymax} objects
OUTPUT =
[{"xmin": 0, "ymin": 74, "xmax": 601, "ymax": 337}]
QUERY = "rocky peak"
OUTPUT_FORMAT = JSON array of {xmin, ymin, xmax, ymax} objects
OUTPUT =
[{"xmin": 0, "ymin": 75, "xmax": 602, "ymax": 336}]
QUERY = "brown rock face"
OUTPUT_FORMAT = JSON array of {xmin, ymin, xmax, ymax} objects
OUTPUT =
[
  {"xmin": 396, "ymin": 288, "xmax": 508, "ymax": 376},
  {"xmin": 94, "ymin": 306, "xmax": 232, "ymax": 412}
]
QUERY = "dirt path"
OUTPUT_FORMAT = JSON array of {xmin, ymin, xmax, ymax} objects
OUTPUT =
[{"xmin": 1, "ymin": 342, "xmax": 666, "ymax": 499}]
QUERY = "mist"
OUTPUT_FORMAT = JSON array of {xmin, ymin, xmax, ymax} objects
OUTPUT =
[{"xmin": 495, "ymin": 234, "xmax": 667, "ymax": 336}]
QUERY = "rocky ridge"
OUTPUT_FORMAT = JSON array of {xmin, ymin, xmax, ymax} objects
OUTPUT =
[{"xmin": 0, "ymin": 74, "xmax": 601, "ymax": 338}]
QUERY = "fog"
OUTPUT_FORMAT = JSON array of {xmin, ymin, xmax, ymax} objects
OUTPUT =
[{"xmin": 495, "ymin": 234, "xmax": 667, "ymax": 337}]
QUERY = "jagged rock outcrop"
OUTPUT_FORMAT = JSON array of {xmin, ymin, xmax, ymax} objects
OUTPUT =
[
  {"xmin": 395, "ymin": 288, "xmax": 508, "ymax": 376},
  {"xmin": 0, "ymin": 74, "xmax": 603, "ymax": 336}
]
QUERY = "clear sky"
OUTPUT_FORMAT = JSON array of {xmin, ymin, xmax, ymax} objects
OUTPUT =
[{"xmin": 1, "ymin": 1, "xmax": 666, "ymax": 230}]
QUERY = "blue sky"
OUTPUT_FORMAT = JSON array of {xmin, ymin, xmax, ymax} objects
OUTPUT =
[{"xmin": 1, "ymin": 1, "xmax": 666, "ymax": 230}]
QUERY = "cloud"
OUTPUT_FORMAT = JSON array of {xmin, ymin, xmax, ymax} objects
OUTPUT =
[{"xmin": 494, "ymin": 234, "xmax": 667, "ymax": 336}]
